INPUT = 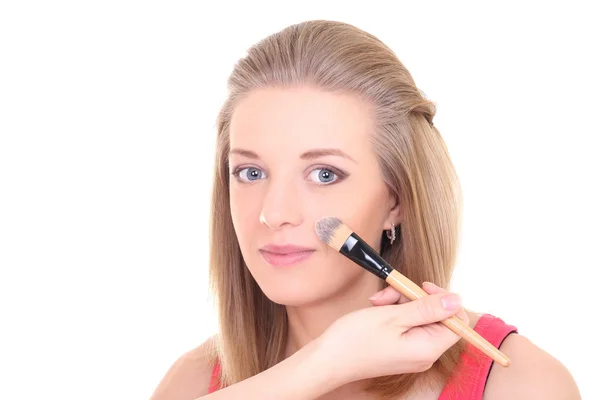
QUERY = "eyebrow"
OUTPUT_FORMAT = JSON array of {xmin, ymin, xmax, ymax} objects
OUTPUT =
[{"xmin": 229, "ymin": 148, "xmax": 357, "ymax": 163}]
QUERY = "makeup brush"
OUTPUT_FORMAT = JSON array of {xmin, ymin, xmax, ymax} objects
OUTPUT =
[{"xmin": 315, "ymin": 216, "xmax": 511, "ymax": 368}]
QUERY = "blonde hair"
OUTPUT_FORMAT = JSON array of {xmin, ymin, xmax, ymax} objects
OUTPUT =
[{"xmin": 208, "ymin": 20, "xmax": 464, "ymax": 398}]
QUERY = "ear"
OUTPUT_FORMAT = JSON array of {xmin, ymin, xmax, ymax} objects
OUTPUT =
[{"xmin": 386, "ymin": 192, "xmax": 404, "ymax": 228}]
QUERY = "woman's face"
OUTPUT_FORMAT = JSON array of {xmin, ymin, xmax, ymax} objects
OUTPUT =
[{"xmin": 228, "ymin": 87, "xmax": 401, "ymax": 306}]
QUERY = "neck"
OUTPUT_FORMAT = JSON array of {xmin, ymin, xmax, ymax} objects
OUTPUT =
[{"xmin": 284, "ymin": 271, "xmax": 384, "ymax": 357}]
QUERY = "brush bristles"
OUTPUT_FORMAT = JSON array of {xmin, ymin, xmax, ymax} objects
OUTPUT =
[
  {"xmin": 315, "ymin": 217, "xmax": 353, "ymax": 251},
  {"xmin": 315, "ymin": 217, "xmax": 342, "ymax": 244}
]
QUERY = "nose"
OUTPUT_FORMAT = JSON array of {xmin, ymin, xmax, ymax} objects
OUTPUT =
[{"xmin": 259, "ymin": 177, "xmax": 303, "ymax": 230}]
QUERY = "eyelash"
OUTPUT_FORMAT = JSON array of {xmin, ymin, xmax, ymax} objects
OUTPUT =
[{"xmin": 230, "ymin": 165, "xmax": 348, "ymax": 186}]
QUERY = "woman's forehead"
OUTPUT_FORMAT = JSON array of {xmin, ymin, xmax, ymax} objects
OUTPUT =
[{"xmin": 229, "ymin": 87, "xmax": 374, "ymax": 156}]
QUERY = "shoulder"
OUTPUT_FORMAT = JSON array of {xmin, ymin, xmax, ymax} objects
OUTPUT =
[
  {"xmin": 149, "ymin": 334, "xmax": 219, "ymax": 400},
  {"xmin": 484, "ymin": 333, "xmax": 581, "ymax": 399}
]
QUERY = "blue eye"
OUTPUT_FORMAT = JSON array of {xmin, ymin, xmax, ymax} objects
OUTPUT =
[
  {"xmin": 235, "ymin": 167, "xmax": 267, "ymax": 183},
  {"xmin": 308, "ymin": 168, "xmax": 338, "ymax": 184}
]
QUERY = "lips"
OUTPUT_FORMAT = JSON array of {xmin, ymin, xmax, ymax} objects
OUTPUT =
[{"xmin": 259, "ymin": 244, "xmax": 315, "ymax": 267}]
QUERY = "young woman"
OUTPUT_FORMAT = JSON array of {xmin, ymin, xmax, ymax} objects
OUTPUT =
[{"xmin": 150, "ymin": 20, "xmax": 580, "ymax": 399}]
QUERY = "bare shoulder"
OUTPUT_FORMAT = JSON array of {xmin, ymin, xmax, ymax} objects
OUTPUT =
[
  {"xmin": 484, "ymin": 333, "xmax": 581, "ymax": 399},
  {"xmin": 150, "ymin": 334, "xmax": 219, "ymax": 400}
]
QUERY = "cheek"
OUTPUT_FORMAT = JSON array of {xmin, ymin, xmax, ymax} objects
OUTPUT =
[
  {"xmin": 345, "ymin": 203, "xmax": 386, "ymax": 249},
  {"xmin": 308, "ymin": 188, "xmax": 388, "ymax": 250},
  {"xmin": 229, "ymin": 186, "xmax": 262, "ymax": 246}
]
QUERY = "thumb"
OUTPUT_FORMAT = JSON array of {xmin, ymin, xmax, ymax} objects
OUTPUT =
[
  {"xmin": 393, "ymin": 292, "xmax": 463, "ymax": 328},
  {"xmin": 422, "ymin": 281, "xmax": 469, "ymax": 326}
]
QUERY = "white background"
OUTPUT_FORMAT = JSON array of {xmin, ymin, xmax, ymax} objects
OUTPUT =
[{"xmin": 1, "ymin": 1, "xmax": 598, "ymax": 399}]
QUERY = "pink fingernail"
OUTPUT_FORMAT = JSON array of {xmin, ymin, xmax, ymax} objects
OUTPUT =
[{"xmin": 441, "ymin": 294, "xmax": 461, "ymax": 310}]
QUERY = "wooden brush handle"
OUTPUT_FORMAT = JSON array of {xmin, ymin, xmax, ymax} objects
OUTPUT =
[{"xmin": 385, "ymin": 269, "xmax": 511, "ymax": 367}]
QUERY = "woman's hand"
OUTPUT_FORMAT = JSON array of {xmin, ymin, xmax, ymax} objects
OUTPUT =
[{"xmin": 316, "ymin": 282, "xmax": 469, "ymax": 385}]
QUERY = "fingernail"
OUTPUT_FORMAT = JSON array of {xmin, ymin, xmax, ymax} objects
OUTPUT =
[
  {"xmin": 441, "ymin": 294, "xmax": 462, "ymax": 310},
  {"xmin": 369, "ymin": 292, "xmax": 383, "ymax": 301}
]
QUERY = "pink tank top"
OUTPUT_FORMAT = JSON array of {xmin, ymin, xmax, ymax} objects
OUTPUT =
[{"xmin": 207, "ymin": 313, "xmax": 517, "ymax": 399}]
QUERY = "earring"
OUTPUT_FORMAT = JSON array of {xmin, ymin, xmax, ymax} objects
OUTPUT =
[{"xmin": 386, "ymin": 223, "xmax": 396, "ymax": 244}]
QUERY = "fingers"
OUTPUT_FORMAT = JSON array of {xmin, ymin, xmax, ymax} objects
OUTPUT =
[
  {"xmin": 422, "ymin": 281, "xmax": 447, "ymax": 295},
  {"xmin": 423, "ymin": 282, "xmax": 469, "ymax": 325},
  {"xmin": 369, "ymin": 285, "xmax": 410, "ymax": 305},
  {"xmin": 369, "ymin": 281, "xmax": 449, "ymax": 306},
  {"xmin": 370, "ymin": 281, "xmax": 468, "ymax": 327},
  {"xmin": 392, "ymin": 291, "xmax": 463, "ymax": 328}
]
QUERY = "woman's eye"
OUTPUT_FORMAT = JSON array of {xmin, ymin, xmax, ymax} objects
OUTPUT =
[
  {"xmin": 308, "ymin": 168, "xmax": 338, "ymax": 184},
  {"xmin": 235, "ymin": 167, "xmax": 267, "ymax": 183}
]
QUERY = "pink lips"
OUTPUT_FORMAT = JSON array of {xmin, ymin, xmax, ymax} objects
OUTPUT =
[{"xmin": 259, "ymin": 244, "xmax": 315, "ymax": 267}]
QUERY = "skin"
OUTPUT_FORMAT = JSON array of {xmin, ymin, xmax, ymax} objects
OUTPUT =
[
  {"xmin": 227, "ymin": 87, "xmax": 468, "ymax": 398},
  {"xmin": 228, "ymin": 86, "xmax": 402, "ymax": 358},
  {"xmin": 149, "ymin": 86, "xmax": 581, "ymax": 400}
]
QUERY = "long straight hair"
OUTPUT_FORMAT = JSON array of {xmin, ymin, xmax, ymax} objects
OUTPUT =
[{"xmin": 207, "ymin": 20, "xmax": 465, "ymax": 398}]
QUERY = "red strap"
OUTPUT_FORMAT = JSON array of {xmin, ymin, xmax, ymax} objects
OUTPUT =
[
  {"xmin": 207, "ymin": 360, "xmax": 221, "ymax": 393},
  {"xmin": 438, "ymin": 314, "xmax": 518, "ymax": 400},
  {"xmin": 207, "ymin": 314, "xmax": 517, "ymax": 398}
]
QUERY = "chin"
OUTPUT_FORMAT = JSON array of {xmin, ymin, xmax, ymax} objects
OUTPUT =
[
  {"xmin": 258, "ymin": 284, "xmax": 320, "ymax": 307},
  {"xmin": 251, "ymin": 275, "xmax": 335, "ymax": 307}
]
